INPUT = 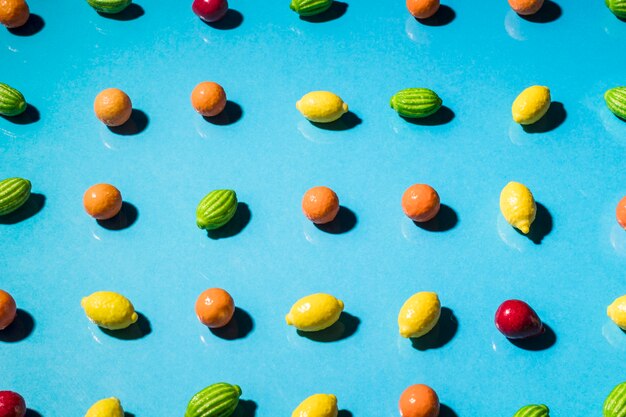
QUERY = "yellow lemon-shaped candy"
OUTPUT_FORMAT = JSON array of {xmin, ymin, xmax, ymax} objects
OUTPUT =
[
  {"xmin": 286, "ymin": 293, "xmax": 344, "ymax": 331},
  {"xmin": 512, "ymin": 85, "xmax": 551, "ymax": 125},
  {"xmin": 500, "ymin": 181, "xmax": 536, "ymax": 234},
  {"xmin": 85, "ymin": 397, "xmax": 124, "ymax": 417},
  {"xmin": 81, "ymin": 291, "xmax": 138, "ymax": 330},
  {"xmin": 398, "ymin": 291, "xmax": 441, "ymax": 338},
  {"xmin": 296, "ymin": 91, "xmax": 348, "ymax": 123},
  {"xmin": 608, "ymin": 295, "xmax": 626, "ymax": 329},
  {"xmin": 292, "ymin": 394, "xmax": 338, "ymax": 417}
]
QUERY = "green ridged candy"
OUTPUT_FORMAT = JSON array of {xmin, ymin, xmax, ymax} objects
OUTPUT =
[
  {"xmin": 606, "ymin": 0, "xmax": 626, "ymax": 18},
  {"xmin": 0, "ymin": 178, "xmax": 31, "ymax": 216},
  {"xmin": 604, "ymin": 382, "xmax": 626, "ymax": 417},
  {"xmin": 513, "ymin": 404, "xmax": 549, "ymax": 417},
  {"xmin": 87, "ymin": 0, "xmax": 132, "ymax": 14},
  {"xmin": 390, "ymin": 88, "xmax": 442, "ymax": 119},
  {"xmin": 0, "ymin": 83, "xmax": 27, "ymax": 117},
  {"xmin": 185, "ymin": 383, "xmax": 242, "ymax": 417},
  {"xmin": 196, "ymin": 189, "xmax": 238, "ymax": 230},
  {"xmin": 290, "ymin": 0, "xmax": 332, "ymax": 16},
  {"xmin": 605, "ymin": 87, "xmax": 626, "ymax": 120}
]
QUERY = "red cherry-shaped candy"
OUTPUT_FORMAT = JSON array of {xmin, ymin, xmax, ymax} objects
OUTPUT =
[
  {"xmin": 494, "ymin": 299, "xmax": 544, "ymax": 339},
  {"xmin": 0, "ymin": 391, "xmax": 26, "ymax": 417},
  {"xmin": 192, "ymin": 0, "xmax": 229, "ymax": 22}
]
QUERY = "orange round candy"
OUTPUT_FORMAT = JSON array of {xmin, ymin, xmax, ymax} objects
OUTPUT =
[
  {"xmin": 508, "ymin": 0, "xmax": 544, "ymax": 15},
  {"xmin": 83, "ymin": 183, "xmax": 123, "ymax": 220},
  {"xmin": 0, "ymin": 0, "xmax": 30, "ymax": 29},
  {"xmin": 94, "ymin": 88, "xmax": 132, "ymax": 127},
  {"xmin": 617, "ymin": 196, "xmax": 626, "ymax": 230},
  {"xmin": 195, "ymin": 288, "xmax": 235, "ymax": 328},
  {"xmin": 0, "ymin": 289, "xmax": 16, "ymax": 330},
  {"xmin": 399, "ymin": 384, "xmax": 439, "ymax": 417},
  {"xmin": 406, "ymin": 0, "xmax": 439, "ymax": 19},
  {"xmin": 402, "ymin": 184, "xmax": 440, "ymax": 222},
  {"xmin": 302, "ymin": 186, "xmax": 340, "ymax": 225},
  {"xmin": 191, "ymin": 82, "xmax": 227, "ymax": 117}
]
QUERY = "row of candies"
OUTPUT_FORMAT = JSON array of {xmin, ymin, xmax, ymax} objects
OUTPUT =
[
  {"xmin": 3, "ymin": 378, "xmax": 626, "ymax": 417},
  {"xmin": 1, "ymin": 0, "xmax": 625, "ymax": 31},
  {"xmin": 3, "ymin": 83, "xmax": 626, "ymax": 132}
]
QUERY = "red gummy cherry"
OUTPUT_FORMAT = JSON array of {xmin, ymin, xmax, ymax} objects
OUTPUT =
[
  {"xmin": 0, "ymin": 391, "xmax": 26, "ymax": 417},
  {"xmin": 192, "ymin": 0, "xmax": 229, "ymax": 22},
  {"xmin": 494, "ymin": 299, "xmax": 544, "ymax": 339}
]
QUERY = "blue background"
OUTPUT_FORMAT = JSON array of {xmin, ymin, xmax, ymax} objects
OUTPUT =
[{"xmin": 2, "ymin": 0, "xmax": 626, "ymax": 416}]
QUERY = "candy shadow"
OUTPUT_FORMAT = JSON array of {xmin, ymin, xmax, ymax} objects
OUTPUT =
[
  {"xmin": 100, "ymin": 312, "xmax": 151, "ymax": 340},
  {"xmin": 519, "ymin": 0, "xmax": 561, "ymax": 23},
  {"xmin": 8, "ymin": 14, "xmax": 45, "ymax": 36},
  {"xmin": 0, "ymin": 309, "xmax": 35, "ymax": 342},
  {"xmin": 300, "ymin": 1, "xmax": 348, "ymax": 23},
  {"xmin": 337, "ymin": 411, "xmax": 353, "ymax": 417},
  {"xmin": 233, "ymin": 400, "xmax": 257, "ymax": 417},
  {"xmin": 296, "ymin": 312, "xmax": 360, "ymax": 342},
  {"xmin": 411, "ymin": 307, "xmax": 457, "ymax": 350},
  {"xmin": 509, "ymin": 324, "xmax": 556, "ymax": 350},
  {"xmin": 439, "ymin": 404, "xmax": 459, "ymax": 417},
  {"xmin": 521, "ymin": 102, "xmax": 566, "ymax": 133},
  {"xmin": 97, "ymin": 202, "xmax": 138, "ymax": 230},
  {"xmin": 1, "ymin": 104, "xmax": 40, "ymax": 125},
  {"xmin": 314, "ymin": 206, "xmax": 357, "ymax": 234},
  {"xmin": 203, "ymin": 101, "xmax": 243, "ymax": 125},
  {"xmin": 416, "ymin": 5, "xmax": 455, "ymax": 26},
  {"xmin": 400, "ymin": 105, "xmax": 454, "ymax": 126},
  {"xmin": 108, "ymin": 109, "xmax": 149, "ymax": 135},
  {"xmin": 0, "ymin": 193, "xmax": 45, "ymax": 225},
  {"xmin": 25, "ymin": 410, "xmax": 43, "ymax": 417},
  {"xmin": 97, "ymin": 4, "xmax": 145, "ymax": 21},
  {"xmin": 310, "ymin": 111, "xmax": 361, "ymax": 131},
  {"xmin": 204, "ymin": 9, "xmax": 243, "ymax": 30},
  {"xmin": 515, "ymin": 202, "xmax": 552, "ymax": 244},
  {"xmin": 207, "ymin": 202, "xmax": 251, "ymax": 239},
  {"xmin": 210, "ymin": 307, "xmax": 254, "ymax": 340},
  {"xmin": 414, "ymin": 204, "xmax": 458, "ymax": 232},
  {"xmin": 124, "ymin": 413, "xmax": 136, "ymax": 417}
]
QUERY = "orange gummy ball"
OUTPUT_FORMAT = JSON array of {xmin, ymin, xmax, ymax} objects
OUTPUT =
[
  {"xmin": 617, "ymin": 196, "xmax": 626, "ymax": 230},
  {"xmin": 0, "ymin": 0, "xmax": 30, "ymax": 29},
  {"xmin": 402, "ymin": 184, "xmax": 440, "ymax": 222},
  {"xmin": 191, "ymin": 82, "xmax": 227, "ymax": 117},
  {"xmin": 94, "ymin": 88, "xmax": 133, "ymax": 127},
  {"xmin": 406, "ymin": 0, "xmax": 440, "ymax": 19},
  {"xmin": 399, "ymin": 385, "xmax": 439, "ymax": 417},
  {"xmin": 508, "ymin": 0, "xmax": 544, "ymax": 15},
  {"xmin": 83, "ymin": 183, "xmax": 123, "ymax": 220},
  {"xmin": 0, "ymin": 289, "xmax": 16, "ymax": 330},
  {"xmin": 302, "ymin": 186, "xmax": 340, "ymax": 225},
  {"xmin": 195, "ymin": 288, "xmax": 235, "ymax": 328}
]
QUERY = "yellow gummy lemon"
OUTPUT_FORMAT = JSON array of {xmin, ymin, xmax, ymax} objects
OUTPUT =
[
  {"xmin": 500, "ymin": 181, "xmax": 536, "ymax": 234},
  {"xmin": 512, "ymin": 85, "xmax": 551, "ymax": 125},
  {"xmin": 296, "ymin": 91, "xmax": 348, "ymax": 123},
  {"xmin": 398, "ymin": 291, "xmax": 441, "ymax": 338},
  {"xmin": 81, "ymin": 291, "xmax": 138, "ymax": 330},
  {"xmin": 85, "ymin": 397, "xmax": 124, "ymax": 417},
  {"xmin": 608, "ymin": 295, "xmax": 626, "ymax": 329},
  {"xmin": 286, "ymin": 293, "xmax": 344, "ymax": 331},
  {"xmin": 292, "ymin": 394, "xmax": 338, "ymax": 417}
]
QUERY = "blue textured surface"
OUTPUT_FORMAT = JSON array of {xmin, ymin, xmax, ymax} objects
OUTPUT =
[{"xmin": 2, "ymin": 0, "xmax": 626, "ymax": 416}]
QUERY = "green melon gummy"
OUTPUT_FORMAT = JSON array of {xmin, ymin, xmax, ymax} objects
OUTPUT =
[
  {"xmin": 606, "ymin": 0, "xmax": 626, "ymax": 18},
  {"xmin": 185, "ymin": 383, "xmax": 242, "ymax": 417},
  {"xmin": 0, "ymin": 83, "xmax": 27, "ymax": 117},
  {"xmin": 87, "ymin": 0, "xmax": 132, "ymax": 14},
  {"xmin": 390, "ymin": 88, "xmax": 442, "ymax": 119},
  {"xmin": 196, "ymin": 189, "xmax": 238, "ymax": 230},
  {"xmin": 605, "ymin": 87, "xmax": 626, "ymax": 120},
  {"xmin": 604, "ymin": 382, "xmax": 626, "ymax": 417},
  {"xmin": 0, "ymin": 178, "xmax": 31, "ymax": 216},
  {"xmin": 290, "ymin": 0, "xmax": 333, "ymax": 16},
  {"xmin": 513, "ymin": 404, "xmax": 549, "ymax": 417}
]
